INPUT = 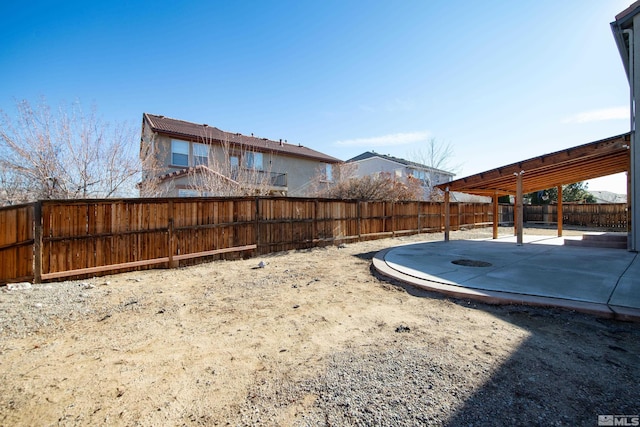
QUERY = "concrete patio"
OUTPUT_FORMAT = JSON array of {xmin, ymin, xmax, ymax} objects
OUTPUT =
[{"xmin": 373, "ymin": 235, "xmax": 640, "ymax": 321}]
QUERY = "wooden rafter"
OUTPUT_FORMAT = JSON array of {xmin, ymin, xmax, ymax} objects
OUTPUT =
[{"xmin": 436, "ymin": 133, "xmax": 631, "ymax": 196}]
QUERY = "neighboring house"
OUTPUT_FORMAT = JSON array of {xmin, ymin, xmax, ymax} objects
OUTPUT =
[
  {"xmin": 346, "ymin": 151, "xmax": 455, "ymax": 200},
  {"xmin": 140, "ymin": 113, "xmax": 342, "ymax": 197},
  {"xmin": 589, "ymin": 190, "xmax": 627, "ymax": 204}
]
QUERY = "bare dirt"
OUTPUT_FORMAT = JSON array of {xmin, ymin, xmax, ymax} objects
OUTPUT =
[{"xmin": 1, "ymin": 227, "xmax": 639, "ymax": 426}]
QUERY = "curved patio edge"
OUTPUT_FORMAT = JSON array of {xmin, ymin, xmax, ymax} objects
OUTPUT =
[{"xmin": 372, "ymin": 247, "xmax": 639, "ymax": 321}]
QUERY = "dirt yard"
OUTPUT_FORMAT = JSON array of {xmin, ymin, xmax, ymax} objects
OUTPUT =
[{"xmin": 1, "ymin": 227, "xmax": 639, "ymax": 426}]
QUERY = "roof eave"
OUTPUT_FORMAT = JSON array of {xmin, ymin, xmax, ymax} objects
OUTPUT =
[
  {"xmin": 611, "ymin": 21, "xmax": 631, "ymax": 81},
  {"xmin": 348, "ymin": 153, "xmax": 455, "ymax": 176}
]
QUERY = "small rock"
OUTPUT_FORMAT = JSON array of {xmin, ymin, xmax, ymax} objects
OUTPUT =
[
  {"xmin": 98, "ymin": 313, "xmax": 112, "ymax": 322},
  {"xmin": 258, "ymin": 261, "xmax": 266, "ymax": 268},
  {"xmin": 7, "ymin": 282, "xmax": 32, "ymax": 291},
  {"xmin": 100, "ymin": 281, "xmax": 110, "ymax": 286},
  {"xmin": 81, "ymin": 283, "xmax": 95, "ymax": 290},
  {"xmin": 293, "ymin": 305, "xmax": 300, "ymax": 309},
  {"xmin": 395, "ymin": 325, "xmax": 411, "ymax": 333},
  {"xmin": 338, "ymin": 243, "xmax": 347, "ymax": 249}
]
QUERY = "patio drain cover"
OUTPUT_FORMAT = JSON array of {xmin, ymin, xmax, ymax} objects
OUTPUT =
[{"xmin": 451, "ymin": 259, "xmax": 492, "ymax": 267}]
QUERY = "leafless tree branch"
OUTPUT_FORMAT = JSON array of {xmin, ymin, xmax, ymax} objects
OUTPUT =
[{"xmin": 0, "ymin": 98, "xmax": 139, "ymax": 205}]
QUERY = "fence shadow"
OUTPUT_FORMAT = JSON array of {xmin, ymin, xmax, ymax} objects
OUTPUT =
[{"xmin": 443, "ymin": 303, "xmax": 640, "ymax": 425}]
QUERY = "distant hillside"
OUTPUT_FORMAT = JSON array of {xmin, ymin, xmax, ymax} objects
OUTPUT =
[{"xmin": 589, "ymin": 190, "xmax": 627, "ymax": 203}]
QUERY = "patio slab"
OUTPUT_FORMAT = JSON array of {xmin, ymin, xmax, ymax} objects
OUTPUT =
[{"xmin": 373, "ymin": 235, "xmax": 640, "ymax": 320}]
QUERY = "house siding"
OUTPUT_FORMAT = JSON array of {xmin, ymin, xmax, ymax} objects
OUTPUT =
[
  {"xmin": 348, "ymin": 155, "xmax": 454, "ymax": 200},
  {"xmin": 142, "ymin": 123, "xmax": 339, "ymax": 197}
]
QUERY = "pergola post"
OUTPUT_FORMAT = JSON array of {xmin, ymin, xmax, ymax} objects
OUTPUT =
[
  {"xmin": 628, "ymin": 169, "xmax": 632, "ymax": 251},
  {"xmin": 444, "ymin": 187, "xmax": 450, "ymax": 242},
  {"xmin": 516, "ymin": 172, "xmax": 524, "ymax": 245},
  {"xmin": 492, "ymin": 191, "xmax": 499, "ymax": 239},
  {"xmin": 513, "ymin": 196, "xmax": 517, "ymax": 236},
  {"xmin": 557, "ymin": 185, "xmax": 563, "ymax": 237}
]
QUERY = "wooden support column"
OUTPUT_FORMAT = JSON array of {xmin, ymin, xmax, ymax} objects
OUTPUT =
[
  {"xmin": 513, "ymin": 196, "xmax": 517, "ymax": 236},
  {"xmin": 516, "ymin": 172, "xmax": 524, "ymax": 245},
  {"xmin": 492, "ymin": 192, "xmax": 499, "ymax": 239},
  {"xmin": 444, "ymin": 188, "xmax": 450, "ymax": 242},
  {"xmin": 628, "ymin": 169, "xmax": 632, "ymax": 251},
  {"xmin": 556, "ymin": 185, "xmax": 563, "ymax": 237}
]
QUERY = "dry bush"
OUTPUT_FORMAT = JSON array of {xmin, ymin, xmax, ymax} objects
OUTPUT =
[{"xmin": 316, "ymin": 164, "xmax": 423, "ymax": 201}]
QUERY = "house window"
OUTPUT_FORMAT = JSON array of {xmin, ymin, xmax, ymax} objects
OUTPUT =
[
  {"xmin": 178, "ymin": 189, "xmax": 200, "ymax": 197},
  {"xmin": 229, "ymin": 155, "xmax": 240, "ymax": 179},
  {"xmin": 322, "ymin": 163, "xmax": 333, "ymax": 181},
  {"xmin": 230, "ymin": 155, "xmax": 240, "ymax": 169},
  {"xmin": 171, "ymin": 140, "xmax": 189, "ymax": 167},
  {"xmin": 193, "ymin": 143, "xmax": 209, "ymax": 166},
  {"xmin": 244, "ymin": 152, "xmax": 263, "ymax": 170},
  {"xmin": 411, "ymin": 169, "xmax": 428, "ymax": 182}
]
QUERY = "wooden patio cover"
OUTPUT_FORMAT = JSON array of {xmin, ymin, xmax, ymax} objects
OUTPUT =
[
  {"xmin": 435, "ymin": 132, "xmax": 631, "ymax": 244},
  {"xmin": 435, "ymin": 133, "xmax": 631, "ymax": 197}
]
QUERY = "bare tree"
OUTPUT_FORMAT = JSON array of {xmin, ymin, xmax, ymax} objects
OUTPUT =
[
  {"xmin": 138, "ymin": 130, "xmax": 169, "ymax": 198},
  {"xmin": 407, "ymin": 138, "xmax": 460, "ymax": 201},
  {"xmin": 185, "ymin": 136, "xmax": 280, "ymax": 197},
  {"xmin": 0, "ymin": 98, "xmax": 138, "ymax": 205}
]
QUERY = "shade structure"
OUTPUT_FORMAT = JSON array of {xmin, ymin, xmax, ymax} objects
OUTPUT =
[{"xmin": 436, "ymin": 133, "xmax": 630, "ymax": 196}]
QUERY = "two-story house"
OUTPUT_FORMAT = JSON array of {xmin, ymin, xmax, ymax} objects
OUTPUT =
[
  {"xmin": 346, "ymin": 151, "xmax": 455, "ymax": 200},
  {"xmin": 140, "ymin": 113, "xmax": 342, "ymax": 197}
]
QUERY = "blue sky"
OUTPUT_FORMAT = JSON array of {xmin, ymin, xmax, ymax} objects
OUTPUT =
[{"xmin": 0, "ymin": 0, "xmax": 634, "ymax": 193}]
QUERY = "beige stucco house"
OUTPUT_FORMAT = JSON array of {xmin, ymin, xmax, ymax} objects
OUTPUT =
[{"xmin": 140, "ymin": 113, "xmax": 342, "ymax": 197}]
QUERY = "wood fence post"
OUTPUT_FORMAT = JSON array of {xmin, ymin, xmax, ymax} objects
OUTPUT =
[
  {"xmin": 417, "ymin": 201, "xmax": 422, "ymax": 234},
  {"xmin": 33, "ymin": 201, "xmax": 43, "ymax": 283},
  {"xmin": 357, "ymin": 200, "xmax": 361, "ymax": 241},
  {"xmin": 391, "ymin": 201, "xmax": 395, "ymax": 238},
  {"xmin": 255, "ymin": 197, "xmax": 261, "ymax": 253},
  {"xmin": 313, "ymin": 199, "xmax": 319, "ymax": 243},
  {"xmin": 168, "ymin": 200, "xmax": 178, "ymax": 268}
]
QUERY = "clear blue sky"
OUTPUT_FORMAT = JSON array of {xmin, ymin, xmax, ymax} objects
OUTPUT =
[{"xmin": 0, "ymin": 0, "xmax": 634, "ymax": 193}]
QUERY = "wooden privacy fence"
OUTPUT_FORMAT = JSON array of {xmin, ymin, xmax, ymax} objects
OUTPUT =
[
  {"xmin": 0, "ymin": 197, "xmax": 491, "ymax": 284},
  {"xmin": 483, "ymin": 203, "xmax": 628, "ymax": 229},
  {"xmin": 499, "ymin": 204, "xmax": 627, "ymax": 228},
  {"xmin": 522, "ymin": 203, "xmax": 627, "ymax": 229}
]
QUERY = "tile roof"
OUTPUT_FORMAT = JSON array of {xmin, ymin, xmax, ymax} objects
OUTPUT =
[
  {"xmin": 347, "ymin": 151, "xmax": 454, "ymax": 176},
  {"xmin": 143, "ymin": 113, "xmax": 342, "ymax": 163},
  {"xmin": 615, "ymin": 1, "xmax": 640, "ymax": 22}
]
